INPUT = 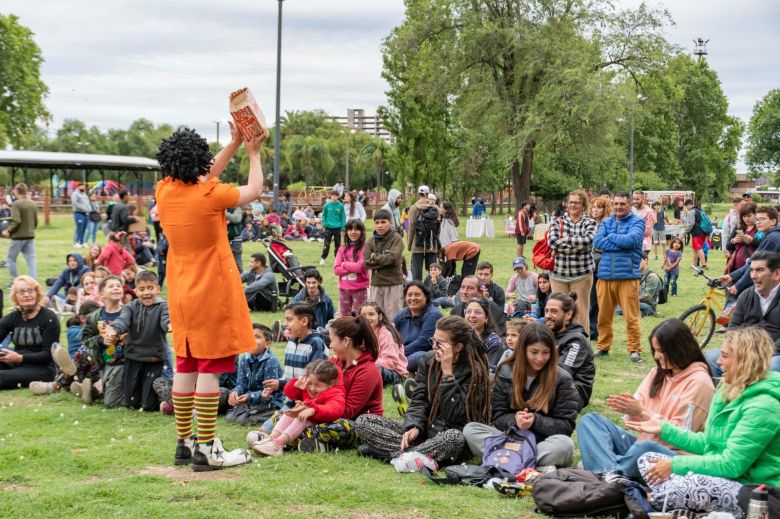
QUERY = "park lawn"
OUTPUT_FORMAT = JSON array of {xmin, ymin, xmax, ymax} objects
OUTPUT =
[{"xmin": 0, "ymin": 211, "xmax": 727, "ymax": 518}]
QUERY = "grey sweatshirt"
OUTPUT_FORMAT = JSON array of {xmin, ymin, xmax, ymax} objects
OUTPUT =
[
  {"xmin": 71, "ymin": 190, "xmax": 93, "ymax": 213},
  {"xmin": 109, "ymin": 298, "xmax": 170, "ymax": 362}
]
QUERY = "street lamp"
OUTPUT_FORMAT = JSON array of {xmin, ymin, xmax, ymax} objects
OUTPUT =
[
  {"xmin": 214, "ymin": 118, "xmax": 227, "ymax": 145},
  {"xmin": 272, "ymin": 0, "xmax": 285, "ymax": 212},
  {"xmin": 344, "ymin": 128, "xmax": 356, "ymax": 191}
]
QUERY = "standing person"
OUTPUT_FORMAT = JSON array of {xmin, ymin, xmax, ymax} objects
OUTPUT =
[
  {"xmin": 364, "ymin": 209, "xmax": 405, "ymax": 321},
  {"xmin": 546, "ymin": 190, "xmax": 597, "ymax": 336},
  {"xmin": 662, "ymin": 238, "xmax": 684, "ymax": 297},
  {"xmin": 724, "ymin": 202, "xmax": 759, "ymax": 275},
  {"xmin": 156, "ymin": 123, "xmax": 264, "ymax": 471},
  {"xmin": 109, "ymin": 189, "xmax": 138, "ymax": 234},
  {"xmin": 438, "ymin": 201, "xmax": 481, "ymax": 282},
  {"xmin": 0, "ymin": 277, "xmax": 60, "ymax": 390},
  {"xmin": 651, "ymin": 201, "xmax": 668, "ymax": 260},
  {"xmin": 721, "ymin": 198, "xmax": 744, "ymax": 252},
  {"xmin": 319, "ymin": 190, "xmax": 346, "ymax": 266},
  {"xmin": 85, "ymin": 193, "xmax": 101, "ymax": 245},
  {"xmin": 381, "ymin": 189, "xmax": 403, "ymax": 236},
  {"xmin": 407, "ymin": 185, "xmax": 440, "ymax": 281},
  {"xmin": 683, "ymin": 199, "xmax": 708, "ymax": 269},
  {"xmin": 515, "ymin": 201, "xmax": 532, "ymax": 257},
  {"xmin": 343, "ymin": 191, "xmax": 367, "ymax": 222},
  {"xmin": 588, "ymin": 196, "xmax": 613, "ymax": 341},
  {"xmin": 3, "ymin": 183, "xmax": 37, "ymax": 281},
  {"xmin": 632, "ymin": 190, "xmax": 655, "ymax": 254},
  {"xmin": 334, "ymin": 219, "xmax": 369, "ymax": 317},
  {"xmin": 593, "ymin": 192, "xmax": 645, "ymax": 362},
  {"xmin": 276, "ymin": 191, "xmax": 292, "ymax": 217},
  {"xmin": 71, "ymin": 183, "xmax": 92, "ymax": 248}
]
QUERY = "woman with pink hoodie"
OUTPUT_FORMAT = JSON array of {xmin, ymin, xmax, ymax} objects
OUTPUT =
[
  {"xmin": 576, "ymin": 318, "xmax": 715, "ymax": 481},
  {"xmin": 359, "ymin": 302, "xmax": 408, "ymax": 386},
  {"xmin": 96, "ymin": 232, "xmax": 136, "ymax": 275},
  {"xmin": 333, "ymin": 219, "xmax": 369, "ymax": 317}
]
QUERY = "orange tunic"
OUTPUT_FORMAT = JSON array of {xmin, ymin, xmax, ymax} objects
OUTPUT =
[{"xmin": 155, "ymin": 177, "xmax": 254, "ymax": 359}]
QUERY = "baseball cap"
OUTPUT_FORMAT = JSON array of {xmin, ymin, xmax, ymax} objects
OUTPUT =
[
  {"xmin": 512, "ymin": 257, "xmax": 527, "ymax": 269},
  {"xmin": 418, "ymin": 185, "xmax": 430, "ymax": 195}
]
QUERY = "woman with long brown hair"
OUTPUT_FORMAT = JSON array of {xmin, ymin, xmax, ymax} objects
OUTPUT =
[
  {"xmin": 588, "ymin": 196, "xmax": 613, "ymax": 340},
  {"xmin": 463, "ymin": 322, "xmax": 577, "ymax": 470},
  {"xmin": 355, "ymin": 315, "xmax": 490, "ymax": 464},
  {"xmin": 725, "ymin": 202, "xmax": 759, "ymax": 274}
]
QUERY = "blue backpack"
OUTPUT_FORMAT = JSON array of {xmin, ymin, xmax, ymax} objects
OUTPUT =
[
  {"xmin": 698, "ymin": 210, "xmax": 713, "ymax": 234},
  {"xmin": 482, "ymin": 427, "xmax": 537, "ymax": 475}
]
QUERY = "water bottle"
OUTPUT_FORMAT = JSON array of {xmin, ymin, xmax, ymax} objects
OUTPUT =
[{"xmin": 746, "ymin": 485, "xmax": 769, "ymax": 519}]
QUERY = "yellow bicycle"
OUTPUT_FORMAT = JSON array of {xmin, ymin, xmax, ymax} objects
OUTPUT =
[{"xmin": 679, "ymin": 265, "xmax": 729, "ymax": 348}]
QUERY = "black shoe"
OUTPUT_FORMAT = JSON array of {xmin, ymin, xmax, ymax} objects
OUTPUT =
[
  {"xmin": 356, "ymin": 443, "xmax": 392, "ymax": 462},
  {"xmin": 298, "ymin": 436, "xmax": 329, "ymax": 453},
  {"xmin": 594, "ymin": 349, "xmax": 609, "ymax": 358},
  {"xmin": 403, "ymin": 377, "xmax": 416, "ymax": 400},
  {"xmin": 175, "ymin": 436, "xmax": 197, "ymax": 465}
]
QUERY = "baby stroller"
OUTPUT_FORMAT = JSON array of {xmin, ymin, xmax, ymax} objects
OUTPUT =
[{"xmin": 261, "ymin": 239, "xmax": 314, "ymax": 306}]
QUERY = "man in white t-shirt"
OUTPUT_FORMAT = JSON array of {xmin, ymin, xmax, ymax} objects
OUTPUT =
[{"xmin": 631, "ymin": 190, "xmax": 655, "ymax": 254}]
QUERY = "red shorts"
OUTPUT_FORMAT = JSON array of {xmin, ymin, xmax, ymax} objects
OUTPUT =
[
  {"xmin": 691, "ymin": 235, "xmax": 706, "ymax": 251},
  {"xmin": 176, "ymin": 352, "xmax": 237, "ymax": 374}
]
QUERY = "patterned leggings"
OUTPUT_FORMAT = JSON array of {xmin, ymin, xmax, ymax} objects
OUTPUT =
[
  {"xmin": 355, "ymin": 414, "xmax": 466, "ymax": 464},
  {"xmin": 638, "ymin": 452, "xmax": 743, "ymax": 516},
  {"xmin": 269, "ymin": 410, "xmax": 359, "ymax": 450},
  {"xmin": 56, "ymin": 345, "xmax": 101, "ymax": 388},
  {"xmin": 338, "ymin": 288, "xmax": 368, "ymax": 317}
]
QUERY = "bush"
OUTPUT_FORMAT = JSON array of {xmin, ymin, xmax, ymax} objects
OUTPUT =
[{"xmin": 285, "ymin": 181, "xmax": 307, "ymax": 192}]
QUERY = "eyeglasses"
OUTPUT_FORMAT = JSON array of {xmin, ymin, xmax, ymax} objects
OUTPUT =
[
  {"xmin": 429, "ymin": 337, "xmax": 451, "ymax": 348},
  {"xmin": 15, "ymin": 289, "xmax": 36, "ymax": 296},
  {"xmin": 567, "ymin": 200, "xmax": 583, "ymax": 205},
  {"xmin": 755, "ymin": 217, "xmax": 773, "ymax": 223}
]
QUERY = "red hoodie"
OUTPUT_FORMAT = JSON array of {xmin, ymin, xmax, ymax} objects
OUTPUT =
[
  {"xmin": 97, "ymin": 241, "xmax": 135, "ymax": 275},
  {"xmin": 284, "ymin": 371, "xmax": 346, "ymax": 423},
  {"xmin": 330, "ymin": 351, "xmax": 384, "ymax": 419}
]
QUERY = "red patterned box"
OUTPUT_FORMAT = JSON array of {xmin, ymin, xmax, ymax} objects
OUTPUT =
[{"xmin": 229, "ymin": 88, "xmax": 267, "ymax": 141}]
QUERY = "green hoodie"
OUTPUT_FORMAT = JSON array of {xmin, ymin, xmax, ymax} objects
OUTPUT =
[{"xmin": 660, "ymin": 371, "xmax": 780, "ymax": 486}]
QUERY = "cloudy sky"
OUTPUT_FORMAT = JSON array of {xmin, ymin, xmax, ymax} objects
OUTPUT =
[{"xmin": 4, "ymin": 0, "xmax": 779, "ymax": 169}]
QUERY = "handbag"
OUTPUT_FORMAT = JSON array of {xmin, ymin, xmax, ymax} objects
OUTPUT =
[
  {"xmin": 89, "ymin": 211, "xmax": 101, "ymax": 223},
  {"xmin": 532, "ymin": 219, "xmax": 563, "ymax": 271}
]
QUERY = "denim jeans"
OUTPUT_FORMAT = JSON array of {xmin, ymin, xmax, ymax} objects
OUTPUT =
[
  {"xmin": 378, "ymin": 365, "xmax": 402, "ymax": 386},
  {"xmin": 664, "ymin": 271, "xmax": 679, "ymax": 296},
  {"xmin": 7, "ymin": 239, "xmax": 36, "ymax": 279},
  {"xmin": 576, "ymin": 413, "xmax": 676, "ymax": 479},
  {"xmin": 432, "ymin": 296, "xmax": 454, "ymax": 308},
  {"xmin": 73, "ymin": 212, "xmax": 88, "ymax": 244},
  {"xmin": 406, "ymin": 351, "xmax": 427, "ymax": 373},
  {"xmin": 706, "ymin": 348, "xmax": 780, "ymax": 377},
  {"xmin": 85, "ymin": 219, "xmax": 99, "ymax": 244}
]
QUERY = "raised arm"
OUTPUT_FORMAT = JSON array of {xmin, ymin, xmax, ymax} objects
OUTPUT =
[
  {"xmin": 236, "ymin": 129, "xmax": 268, "ymax": 207},
  {"xmin": 202, "ymin": 122, "xmax": 242, "ymax": 183}
]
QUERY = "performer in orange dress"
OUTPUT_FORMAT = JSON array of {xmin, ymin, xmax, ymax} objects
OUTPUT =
[{"xmin": 156, "ymin": 122, "xmax": 266, "ymax": 471}]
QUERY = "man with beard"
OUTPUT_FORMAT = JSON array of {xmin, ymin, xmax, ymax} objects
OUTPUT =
[
  {"xmin": 451, "ymin": 275, "xmax": 506, "ymax": 336},
  {"xmin": 544, "ymin": 292, "xmax": 595, "ymax": 410}
]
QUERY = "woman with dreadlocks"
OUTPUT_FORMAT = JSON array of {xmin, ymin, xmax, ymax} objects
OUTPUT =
[
  {"xmin": 155, "ymin": 122, "xmax": 266, "ymax": 471},
  {"xmin": 354, "ymin": 315, "xmax": 491, "ymax": 465}
]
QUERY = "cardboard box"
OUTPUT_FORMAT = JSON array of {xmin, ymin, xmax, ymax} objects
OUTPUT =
[{"xmin": 229, "ymin": 88, "xmax": 267, "ymax": 141}]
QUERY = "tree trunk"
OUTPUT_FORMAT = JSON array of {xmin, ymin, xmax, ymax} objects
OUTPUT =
[
  {"xmin": 513, "ymin": 142, "xmax": 534, "ymax": 208},
  {"xmin": 490, "ymin": 191, "xmax": 496, "ymax": 215},
  {"xmin": 462, "ymin": 184, "xmax": 468, "ymax": 216}
]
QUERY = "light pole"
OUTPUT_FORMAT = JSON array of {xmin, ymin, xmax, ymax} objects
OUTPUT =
[
  {"xmin": 628, "ymin": 93, "xmax": 646, "ymax": 194},
  {"xmin": 344, "ymin": 128, "xmax": 355, "ymax": 191},
  {"xmin": 214, "ymin": 120, "xmax": 222, "ymax": 145},
  {"xmin": 272, "ymin": 0, "xmax": 284, "ymax": 212}
]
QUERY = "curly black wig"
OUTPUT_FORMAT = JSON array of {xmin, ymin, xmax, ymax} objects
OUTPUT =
[{"xmin": 156, "ymin": 128, "xmax": 213, "ymax": 184}]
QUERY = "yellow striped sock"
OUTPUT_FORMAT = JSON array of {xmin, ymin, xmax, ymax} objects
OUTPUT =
[
  {"xmin": 194, "ymin": 392, "xmax": 219, "ymax": 444},
  {"xmin": 172, "ymin": 391, "xmax": 195, "ymax": 440}
]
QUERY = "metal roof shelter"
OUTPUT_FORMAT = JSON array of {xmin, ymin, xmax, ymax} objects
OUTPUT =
[{"xmin": 0, "ymin": 149, "xmax": 159, "ymax": 196}]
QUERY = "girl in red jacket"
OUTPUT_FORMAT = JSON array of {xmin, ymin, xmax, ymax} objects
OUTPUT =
[
  {"xmin": 253, "ymin": 360, "xmax": 344, "ymax": 457},
  {"xmin": 96, "ymin": 232, "xmax": 135, "ymax": 275}
]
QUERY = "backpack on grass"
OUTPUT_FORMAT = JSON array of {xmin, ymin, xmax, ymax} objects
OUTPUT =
[
  {"xmin": 414, "ymin": 205, "xmax": 441, "ymax": 250},
  {"xmin": 481, "ymin": 427, "xmax": 537, "ymax": 475}
]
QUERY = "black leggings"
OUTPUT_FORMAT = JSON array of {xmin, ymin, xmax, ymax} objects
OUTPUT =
[
  {"xmin": 0, "ymin": 363, "xmax": 55, "ymax": 390},
  {"xmin": 321, "ymin": 228, "xmax": 342, "ymax": 259}
]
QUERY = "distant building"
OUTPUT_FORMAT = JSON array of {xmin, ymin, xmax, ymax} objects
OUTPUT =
[
  {"xmin": 730, "ymin": 173, "xmax": 757, "ymax": 197},
  {"xmin": 330, "ymin": 108, "xmax": 394, "ymax": 145}
]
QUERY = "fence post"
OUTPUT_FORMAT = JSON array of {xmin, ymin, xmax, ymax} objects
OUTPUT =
[{"xmin": 44, "ymin": 192, "xmax": 51, "ymax": 225}]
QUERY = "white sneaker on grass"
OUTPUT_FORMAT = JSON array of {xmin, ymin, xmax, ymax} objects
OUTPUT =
[
  {"xmin": 191, "ymin": 438, "xmax": 251, "ymax": 471},
  {"xmin": 246, "ymin": 429, "xmax": 269, "ymax": 449},
  {"xmin": 29, "ymin": 381, "xmax": 56, "ymax": 395}
]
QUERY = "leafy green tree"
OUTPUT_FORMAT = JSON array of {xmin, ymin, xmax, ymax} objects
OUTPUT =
[
  {"xmin": 0, "ymin": 14, "xmax": 49, "ymax": 147},
  {"xmin": 746, "ymin": 88, "xmax": 780, "ymax": 183}
]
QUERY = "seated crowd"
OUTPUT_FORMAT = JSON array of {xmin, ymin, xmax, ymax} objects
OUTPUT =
[{"xmin": 1, "ymin": 188, "xmax": 778, "ymax": 518}]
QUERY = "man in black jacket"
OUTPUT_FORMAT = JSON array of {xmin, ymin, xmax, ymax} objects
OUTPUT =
[
  {"xmin": 706, "ymin": 250, "xmax": 780, "ymax": 377},
  {"xmin": 109, "ymin": 189, "xmax": 138, "ymax": 233},
  {"xmin": 544, "ymin": 293, "xmax": 596, "ymax": 410}
]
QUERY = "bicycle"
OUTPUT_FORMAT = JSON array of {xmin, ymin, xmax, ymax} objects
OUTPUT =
[{"xmin": 679, "ymin": 265, "xmax": 729, "ymax": 349}]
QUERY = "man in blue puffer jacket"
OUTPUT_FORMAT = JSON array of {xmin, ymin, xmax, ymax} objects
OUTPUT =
[{"xmin": 593, "ymin": 193, "xmax": 645, "ymax": 362}]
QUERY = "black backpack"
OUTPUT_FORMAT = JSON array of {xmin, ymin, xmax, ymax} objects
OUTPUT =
[
  {"xmin": 532, "ymin": 469, "xmax": 646, "ymax": 518},
  {"xmin": 414, "ymin": 205, "xmax": 441, "ymax": 250},
  {"xmin": 657, "ymin": 274, "xmax": 669, "ymax": 305}
]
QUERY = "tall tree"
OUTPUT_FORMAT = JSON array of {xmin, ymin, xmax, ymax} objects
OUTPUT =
[
  {"xmin": 746, "ymin": 88, "xmax": 780, "ymax": 183},
  {"xmin": 0, "ymin": 14, "xmax": 49, "ymax": 147}
]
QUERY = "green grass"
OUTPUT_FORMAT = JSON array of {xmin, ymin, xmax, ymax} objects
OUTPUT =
[{"xmin": 0, "ymin": 211, "xmax": 727, "ymax": 518}]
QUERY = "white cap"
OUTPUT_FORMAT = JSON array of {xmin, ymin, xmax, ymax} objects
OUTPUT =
[{"xmin": 418, "ymin": 185, "xmax": 430, "ymax": 195}]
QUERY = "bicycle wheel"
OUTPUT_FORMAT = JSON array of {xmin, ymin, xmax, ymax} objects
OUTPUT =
[{"xmin": 679, "ymin": 304, "xmax": 716, "ymax": 349}]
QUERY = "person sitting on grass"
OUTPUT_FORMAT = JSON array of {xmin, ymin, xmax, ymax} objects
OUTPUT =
[
  {"xmin": 224, "ymin": 324, "xmax": 284, "ymax": 426},
  {"xmin": 527, "ymin": 272, "xmax": 551, "ymax": 320},
  {"xmin": 393, "ymin": 281, "xmax": 443, "ymax": 373},
  {"xmin": 291, "ymin": 269, "xmax": 335, "ymax": 331},
  {"xmin": 463, "ymin": 322, "xmax": 577, "ymax": 471},
  {"xmin": 577, "ymin": 318, "xmax": 715, "ymax": 482},
  {"xmin": 252, "ymin": 360, "xmax": 345, "ymax": 457},
  {"xmin": 423, "ymin": 263, "xmax": 452, "ymax": 309},
  {"xmin": 103, "ymin": 270, "xmax": 172, "ymax": 412},
  {"xmin": 42, "ymin": 253, "xmax": 92, "ymax": 310},
  {"xmin": 544, "ymin": 292, "xmax": 595, "ymax": 410},
  {"xmin": 628, "ymin": 327, "xmax": 780, "ymax": 516},
  {"xmin": 0, "ymin": 276, "xmax": 60, "ymax": 391},
  {"xmin": 76, "ymin": 271, "xmax": 102, "ymax": 310},
  {"xmin": 359, "ymin": 302, "xmax": 408, "ymax": 387},
  {"xmin": 96, "ymin": 232, "xmax": 135, "ymax": 276},
  {"xmin": 506, "ymin": 256, "xmax": 538, "ymax": 317},
  {"xmin": 476, "ymin": 261, "xmax": 506, "ymax": 308},
  {"xmin": 241, "ymin": 252, "xmax": 278, "ymax": 312},
  {"xmin": 451, "ymin": 276, "xmax": 507, "ymax": 335},
  {"xmin": 464, "ymin": 297, "xmax": 506, "ymax": 371},
  {"xmin": 334, "ymin": 219, "xmax": 369, "ymax": 317},
  {"xmin": 355, "ymin": 315, "xmax": 490, "ymax": 465}
]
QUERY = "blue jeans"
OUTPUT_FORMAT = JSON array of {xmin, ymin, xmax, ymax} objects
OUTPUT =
[
  {"xmin": 664, "ymin": 271, "xmax": 679, "ymax": 296},
  {"xmin": 378, "ymin": 365, "xmax": 402, "ymax": 386},
  {"xmin": 7, "ymin": 239, "xmax": 36, "ymax": 279},
  {"xmin": 576, "ymin": 413, "xmax": 676, "ymax": 479},
  {"xmin": 406, "ymin": 351, "xmax": 427, "ymax": 373},
  {"xmin": 85, "ymin": 219, "xmax": 99, "ymax": 244},
  {"xmin": 706, "ymin": 348, "xmax": 780, "ymax": 377},
  {"xmin": 73, "ymin": 212, "xmax": 88, "ymax": 244},
  {"xmin": 432, "ymin": 296, "xmax": 454, "ymax": 309}
]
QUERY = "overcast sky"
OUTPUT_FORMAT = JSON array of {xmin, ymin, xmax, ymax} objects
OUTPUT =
[{"xmin": 4, "ymin": 0, "xmax": 779, "ymax": 170}]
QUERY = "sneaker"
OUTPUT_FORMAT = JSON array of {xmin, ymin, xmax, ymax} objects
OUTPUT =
[
  {"xmin": 356, "ymin": 443, "xmax": 392, "ymax": 462},
  {"xmin": 51, "ymin": 343, "xmax": 76, "ymax": 376},
  {"xmin": 246, "ymin": 429, "xmax": 269, "ymax": 449},
  {"xmin": 191, "ymin": 438, "xmax": 252, "ymax": 471},
  {"xmin": 253, "ymin": 438, "xmax": 284, "ymax": 457},
  {"xmin": 160, "ymin": 401, "xmax": 174, "ymax": 415},
  {"xmin": 298, "ymin": 436, "xmax": 329, "ymax": 453},
  {"xmin": 594, "ymin": 349, "xmax": 609, "ymax": 358},
  {"xmin": 602, "ymin": 471, "xmax": 631, "ymax": 486},
  {"xmin": 0, "ymin": 260, "xmax": 6, "ymax": 268},
  {"xmin": 403, "ymin": 378, "xmax": 416, "ymax": 400},
  {"xmin": 319, "ymin": 258, "xmax": 326, "ymax": 266},
  {"xmin": 251, "ymin": 437, "xmax": 274, "ymax": 455},
  {"xmin": 175, "ymin": 436, "xmax": 197, "ymax": 465},
  {"xmin": 29, "ymin": 381, "xmax": 55, "ymax": 395},
  {"xmin": 629, "ymin": 352, "xmax": 642, "ymax": 363},
  {"xmin": 391, "ymin": 383, "xmax": 409, "ymax": 417},
  {"xmin": 70, "ymin": 381, "xmax": 83, "ymax": 398},
  {"xmin": 81, "ymin": 378, "xmax": 93, "ymax": 405},
  {"xmin": 270, "ymin": 320, "xmax": 282, "ymax": 343}
]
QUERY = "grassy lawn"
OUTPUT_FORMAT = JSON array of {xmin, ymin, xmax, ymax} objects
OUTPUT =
[{"xmin": 0, "ymin": 210, "xmax": 727, "ymax": 518}]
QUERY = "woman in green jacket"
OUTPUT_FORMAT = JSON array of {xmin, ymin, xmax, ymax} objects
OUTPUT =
[{"xmin": 626, "ymin": 327, "xmax": 780, "ymax": 515}]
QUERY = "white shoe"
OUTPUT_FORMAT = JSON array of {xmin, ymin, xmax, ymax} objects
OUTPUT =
[
  {"xmin": 246, "ymin": 429, "xmax": 269, "ymax": 449},
  {"xmin": 51, "ymin": 343, "xmax": 76, "ymax": 376},
  {"xmin": 191, "ymin": 438, "xmax": 251, "ymax": 472},
  {"xmin": 319, "ymin": 258, "xmax": 326, "ymax": 266}
]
